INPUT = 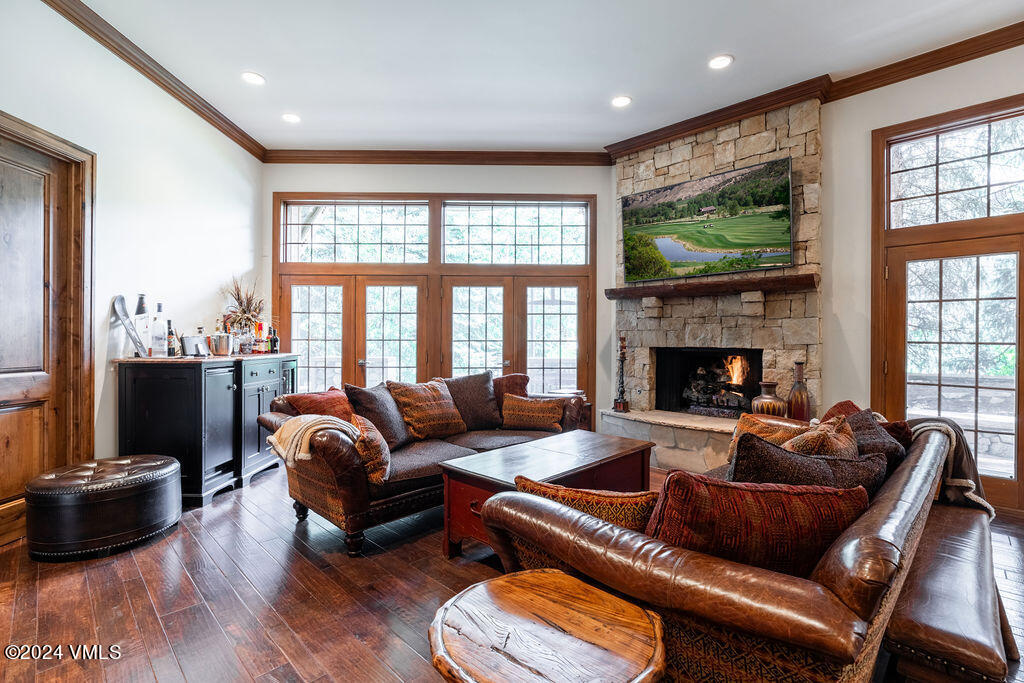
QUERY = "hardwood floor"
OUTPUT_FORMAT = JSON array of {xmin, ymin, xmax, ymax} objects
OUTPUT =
[{"xmin": 0, "ymin": 464, "xmax": 1021, "ymax": 682}]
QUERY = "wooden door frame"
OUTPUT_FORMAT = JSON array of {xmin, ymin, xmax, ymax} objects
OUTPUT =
[
  {"xmin": 354, "ymin": 275, "xmax": 430, "ymax": 383},
  {"xmin": 870, "ymin": 94, "xmax": 1024, "ymax": 509},
  {"xmin": 439, "ymin": 276, "xmax": 515, "ymax": 378},
  {"xmin": 0, "ymin": 110, "xmax": 95, "ymax": 462}
]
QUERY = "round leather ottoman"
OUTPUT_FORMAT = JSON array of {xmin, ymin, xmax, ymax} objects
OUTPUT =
[{"xmin": 25, "ymin": 456, "xmax": 182, "ymax": 561}]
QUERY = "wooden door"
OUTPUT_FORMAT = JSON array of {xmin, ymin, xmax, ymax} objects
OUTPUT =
[
  {"xmin": 440, "ymin": 276, "xmax": 514, "ymax": 378},
  {"xmin": 883, "ymin": 236, "xmax": 1024, "ymax": 508},
  {"xmin": 278, "ymin": 275, "xmax": 355, "ymax": 393},
  {"xmin": 0, "ymin": 133, "xmax": 71, "ymax": 543},
  {"xmin": 354, "ymin": 276, "xmax": 429, "ymax": 385}
]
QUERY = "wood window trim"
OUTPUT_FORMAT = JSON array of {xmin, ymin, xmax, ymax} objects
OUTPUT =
[
  {"xmin": 0, "ymin": 110, "xmax": 95, "ymax": 462},
  {"xmin": 271, "ymin": 192, "xmax": 598, "ymax": 400},
  {"xmin": 871, "ymin": 92, "xmax": 1024, "ymax": 411}
]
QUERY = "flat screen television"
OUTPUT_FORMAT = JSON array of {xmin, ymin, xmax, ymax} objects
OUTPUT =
[{"xmin": 621, "ymin": 157, "xmax": 793, "ymax": 282}]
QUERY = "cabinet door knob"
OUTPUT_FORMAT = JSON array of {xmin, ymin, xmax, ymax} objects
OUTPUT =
[
  {"xmin": 250, "ymin": 370, "xmax": 258, "ymax": 376},
  {"xmin": 228, "ymin": 384, "xmax": 237, "ymax": 391},
  {"xmin": 268, "ymin": 368, "xmax": 276, "ymax": 374}
]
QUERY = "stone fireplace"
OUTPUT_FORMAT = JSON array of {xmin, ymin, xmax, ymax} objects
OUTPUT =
[
  {"xmin": 654, "ymin": 346, "xmax": 763, "ymax": 418},
  {"xmin": 600, "ymin": 97, "xmax": 824, "ymax": 474}
]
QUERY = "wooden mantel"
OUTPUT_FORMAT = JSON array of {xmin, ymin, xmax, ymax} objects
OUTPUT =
[{"xmin": 604, "ymin": 272, "xmax": 819, "ymax": 300}]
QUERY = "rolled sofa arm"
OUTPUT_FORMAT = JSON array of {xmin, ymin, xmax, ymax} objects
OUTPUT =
[{"xmin": 481, "ymin": 491, "xmax": 867, "ymax": 663}]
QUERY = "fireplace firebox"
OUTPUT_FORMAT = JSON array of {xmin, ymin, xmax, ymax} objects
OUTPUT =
[{"xmin": 654, "ymin": 347, "xmax": 763, "ymax": 418}]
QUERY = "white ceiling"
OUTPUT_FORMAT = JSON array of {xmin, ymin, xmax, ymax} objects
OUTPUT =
[{"xmin": 83, "ymin": 0, "xmax": 1024, "ymax": 151}]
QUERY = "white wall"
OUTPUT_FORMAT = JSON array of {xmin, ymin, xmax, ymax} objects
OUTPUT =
[
  {"xmin": 0, "ymin": 0, "xmax": 264, "ymax": 458},
  {"xmin": 821, "ymin": 45, "xmax": 1024, "ymax": 410},
  {"xmin": 261, "ymin": 164, "xmax": 616, "ymax": 418}
]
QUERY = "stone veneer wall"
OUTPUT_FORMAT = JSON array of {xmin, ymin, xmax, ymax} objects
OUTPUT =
[{"xmin": 614, "ymin": 99, "xmax": 823, "ymax": 413}]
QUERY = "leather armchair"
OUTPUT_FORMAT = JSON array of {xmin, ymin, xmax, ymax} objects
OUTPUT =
[
  {"xmin": 258, "ymin": 391, "xmax": 588, "ymax": 556},
  {"xmin": 482, "ymin": 429, "xmax": 952, "ymax": 682}
]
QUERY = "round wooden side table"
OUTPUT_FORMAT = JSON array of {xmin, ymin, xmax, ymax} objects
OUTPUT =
[{"xmin": 429, "ymin": 568, "xmax": 665, "ymax": 683}]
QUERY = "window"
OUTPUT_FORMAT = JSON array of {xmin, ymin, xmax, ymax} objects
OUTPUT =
[
  {"xmin": 450, "ymin": 286, "xmax": 504, "ymax": 377},
  {"xmin": 283, "ymin": 201, "xmax": 429, "ymax": 263},
  {"xmin": 525, "ymin": 286, "xmax": 579, "ymax": 392},
  {"xmin": 905, "ymin": 254, "xmax": 1018, "ymax": 478},
  {"xmin": 290, "ymin": 284, "xmax": 344, "ymax": 392},
  {"xmin": 889, "ymin": 113, "xmax": 1024, "ymax": 228},
  {"xmin": 443, "ymin": 201, "xmax": 588, "ymax": 265},
  {"xmin": 363, "ymin": 285, "xmax": 418, "ymax": 385}
]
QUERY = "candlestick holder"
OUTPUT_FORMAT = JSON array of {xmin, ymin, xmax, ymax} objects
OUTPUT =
[{"xmin": 613, "ymin": 336, "xmax": 629, "ymax": 413}]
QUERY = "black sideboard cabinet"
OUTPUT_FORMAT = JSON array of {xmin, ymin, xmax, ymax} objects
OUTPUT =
[{"xmin": 117, "ymin": 354, "xmax": 298, "ymax": 506}]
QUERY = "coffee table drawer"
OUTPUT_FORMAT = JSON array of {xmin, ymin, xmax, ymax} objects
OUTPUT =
[{"xmin": 445, "ymin": 477, "xmax": 499, "ymax": 546}]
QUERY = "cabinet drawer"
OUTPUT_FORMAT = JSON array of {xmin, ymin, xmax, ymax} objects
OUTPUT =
[{"xmin": 242, "ymin": 360, "xmax": 281, "ymax": 386}]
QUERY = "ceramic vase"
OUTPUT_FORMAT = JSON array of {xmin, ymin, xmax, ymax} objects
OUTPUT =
[
  {"xmin": 752, "ymin": 381, "xmax": 787, "ymax": 416},
  {"xmin": 787, "ymin": 361, "xmax": 811, "ymax": 421}
]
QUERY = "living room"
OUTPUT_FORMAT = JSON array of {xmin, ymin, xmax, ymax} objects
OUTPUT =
[{"xmin": 2, "ymin": 0, "xmax": 1023, "ymax": 680}]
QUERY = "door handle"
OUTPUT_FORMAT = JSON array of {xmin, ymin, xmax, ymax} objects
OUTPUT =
[
  {"xmin": 268, "ymin": 368, "xmax": 276, "ymax": 374},
  {"xmin": 469, "ymin": 500, "xmax": 482, "ymax": 517},
  {"xmin": 357, "ymin": 359, "xmax": 366, "ymax": 367},
  {"xmin": 502, "ymin": 360, "xmax": 511, "ymax": 367},
  {"xmin": 228, "ymin": 384, "xmax": 237, "ymax": 391}
]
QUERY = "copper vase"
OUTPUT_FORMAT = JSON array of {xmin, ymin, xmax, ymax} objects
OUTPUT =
[
  {"xmin": 752, "ymin": 381, "xmax": 787, "ymax": 416},
  {"xmin": 787, "ymin": 361, "xmax": 811, "ymax": 421}
]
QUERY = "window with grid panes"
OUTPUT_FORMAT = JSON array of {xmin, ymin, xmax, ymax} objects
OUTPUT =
[
  {"xmin": 443, "ymin": 201, "xmax": 588, "ymax": 265},
  {"xmin": 290, "ymin": 284, "xmax": 344, "ymax": 392},
  {"xmin": 450, "ymin": 286, "xmax": 504, "ymax": 377},
  {"xmin": 363, "ymin": 285, "xmax": 418, "ymax": 385},
  {"xmin": 283, "ymin": 201, "xmax": 429, "ymax": 263},
  {"xmin": 525, "ymin": 286, "xmax": 578, "ymax": 393},
  {"xmin": 889, "ymin": 114, "xmax": 1024, "ymax": 228}
]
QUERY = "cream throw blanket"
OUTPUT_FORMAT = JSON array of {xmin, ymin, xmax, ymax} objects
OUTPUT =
[{"xmin": 266, "ymin": 414, "xmax": 360, "ymax": 467}]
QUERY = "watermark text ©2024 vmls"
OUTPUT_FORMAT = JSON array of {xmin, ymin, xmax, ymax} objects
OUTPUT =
[{"xmin": 4, "ymin": 644, "xmax": 122, "ymax": 660}]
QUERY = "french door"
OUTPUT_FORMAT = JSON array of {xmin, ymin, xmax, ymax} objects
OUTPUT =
[
  {"xmin": 439, "ymin": 275, "xmax": 590, "ymax": 394},
  {"xmin": 883, "ymin": 236, "xmax": 1023, "ymax": 507}
]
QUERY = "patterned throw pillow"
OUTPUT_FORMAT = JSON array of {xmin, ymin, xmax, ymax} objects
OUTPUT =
[
  {"xmin": 501, "ymin": 394, "xmax": 563, "ymax": 433},
  {"xmin": 730, "ymin": 432, "xmax": 888, "ymax": 497},
  {"xmin": 515, "ymin": 476, "xmax": 659, "ymax": 532},
  {"xmin": 782, "ymin": 415, "xmax": 857, "ymax": 458},
  {"xmin": 283, "ymin": 388, "xmax": 355, "ymax": 422},
  {"xmin": 645, "ymin": 470, "xmax": 868, "ymax": 577},
  {"xmin": 492, "ymin": 373, "xmax": 530, "ymax": 415},
  {"xmin": 727, "ymin": 413, "xmax": 811, "ymax": 460},
  {"xmin": 283, "ymin": 387, "xmax": 389, "ymax": 484},
  {"xmin": 845, "ymin": 410, "xmax": 907, "ymax": 474},
  {"xmin": 822, "ymin": 400, "xmax": 913, "ymax": 449},
  {"xmin": 345, "ymin": 383, "xmax": 413, "ymax": 450},
  {"xmin": 440, "ymin": 372, "xmax": 501, "ymax": 430},
  {"xmin": 386, "ymin": 380, "xmax": 467, "ymax": 439}
]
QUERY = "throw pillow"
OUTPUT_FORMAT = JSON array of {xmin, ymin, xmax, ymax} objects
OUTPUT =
[
  {"xmin": 350, "ymin": 415, "xmax": 391, "ymax": 485},
  {"xmin": 782, "ymin": 415, "xmax": 857, "ymax": 458},
  {"xmin": 822, "ymin": 399, "xmax": 913, "ymax": 449},
  {"xmin": 282, "ymin": 388, "xmax": 355, "ymax": 422},
  {"xmin": 501, "ymin": 394, "xmax": 563, "ymax": 432},
  {"xmin": 727, "ymin": 413, "xmax": 811, "ymax": 461},
  {"xmin": 386, "ymin": 380, "xmax": 467, "ymax": 439},
  {"xmin": 846, "ymin": 409, "xmax": 907, "ymax": 474},
  {"xmin": 515, "ymin": 476, "xmax": 658, "ymax": 532},
  {"xmin": 440, "ymin": 372, "xmax": 501, "ymax": 430},
  {"xmin": 492, "ymin": 373, "xmax": 530, "ymax": 415},
  {"xmin": 729, "ymin": 432, "xmax": 888, "ymax": 497},
  {"xmin": 345, "ymin": 383, "xmax": 413, "ymax": 450},
  {"xmin": 645, "ymin": 470, "xmax": 868, "ymax": 577}
]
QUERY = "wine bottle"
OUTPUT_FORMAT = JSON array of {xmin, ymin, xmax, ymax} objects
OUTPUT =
[{"xmin": 151, "ymin": 303, "xmax": 168, "ymax": 357}]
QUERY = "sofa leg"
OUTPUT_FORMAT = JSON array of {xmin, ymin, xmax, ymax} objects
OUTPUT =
[
  {"xmin": 345, "ymin": 531, "xmax": 365, "ymax": 557},
  {"xmin": 292, "ymin": 501, "xmax": 309, "ymax": 521}
]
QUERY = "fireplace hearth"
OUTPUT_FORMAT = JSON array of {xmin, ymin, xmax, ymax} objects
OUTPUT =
[{"xmin": 655, "ymin": 347, "xmax": 763, "ymax": 419}]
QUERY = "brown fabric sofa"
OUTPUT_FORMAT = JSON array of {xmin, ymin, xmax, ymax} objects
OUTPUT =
[
  {"xmin": 481, "ymin": 427, "xmax": 954, "ymax": 682},
  {"xmin": 257, "ymin": 386, "xmax": 586, "ymax": 555}
]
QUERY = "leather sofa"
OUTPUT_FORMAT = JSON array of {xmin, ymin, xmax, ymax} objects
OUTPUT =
[
  {"xmin": 258, "ymin": 390, "xmax": 586, "ymax": 555},
  {"xmin": 481, "ymin": 426, "xmax": 958, "ymax": 682}
]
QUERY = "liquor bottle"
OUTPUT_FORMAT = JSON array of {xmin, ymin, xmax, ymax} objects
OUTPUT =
[
  {"xmin": 255, "ymin": 321, "xmax": 265, "ymax": 354},
  {"xmin": 151, "ymin": 303, "xmax": 168, "ymax": 357},
  {"xmin": 166, "ymin": 320, "xmax": 177, "ymax": 357},
  {"xmin": 133, "ymin": 294, "xmax": 151, "ymax": 357},
  {"xmin": 269, "ymin": 327, "xmax": 280, "ymax": 354}
]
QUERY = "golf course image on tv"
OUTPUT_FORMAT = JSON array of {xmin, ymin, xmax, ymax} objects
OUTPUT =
[{"xmin": 621, "ymin": 158, "xmax": 792, "ymax": 282}]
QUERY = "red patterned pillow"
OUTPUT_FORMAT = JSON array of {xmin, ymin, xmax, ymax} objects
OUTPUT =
[
  {"xmin": 645, "ymin": 470, "xmax": 868, "ymax": 577},
  {"xmin": 492, "ymin": 373, "xmax": 529, "ymax": 414},
  {"xmin": 822, "ymin": 400, "xmax": 861, "ymax": 421},
  {"xmin": 501, "ymin": 394, "xmax": 563, "ymax": 433},
  {"xmin": 515, "ymin": 476, "xmax": 658, "ymax": 532},
  {"xmin": 284, "ymin": 388, "xmax": 354, "ymax": 422}
]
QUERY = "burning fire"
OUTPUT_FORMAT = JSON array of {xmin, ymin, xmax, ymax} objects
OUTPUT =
[{"xmin": 724, "ymin": 355, "xmax": 747, "ymax": 385}]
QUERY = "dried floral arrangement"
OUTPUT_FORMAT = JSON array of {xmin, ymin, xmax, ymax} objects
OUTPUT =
[{"xmin": 224, "ymin": 277, "xmax": 265, "ymax": 330}]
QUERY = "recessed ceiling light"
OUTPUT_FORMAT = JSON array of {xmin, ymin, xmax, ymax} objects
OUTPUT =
[
  {"xmin": 281, "ymin": 113, "xmax": 301, "ymax": 124},
  {"xmin": 241, "ymin": 71, "xmax": 266, "ymax": 85},
  {"xmin": 611, "ymin": 95, "xmax": 632, "ymax": 108},
  {"xmin": 708, "ymin": 54, "xmax": 734, "ymax": 70}
]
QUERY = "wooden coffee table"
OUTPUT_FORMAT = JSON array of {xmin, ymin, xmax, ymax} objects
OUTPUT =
[
  {"xmin": 438, "ymin": 430, "xmax": 653, "ymax": 557},
  {"xmin": 429, "ymin": 568, "xmax": 665, "ymax": 682}
]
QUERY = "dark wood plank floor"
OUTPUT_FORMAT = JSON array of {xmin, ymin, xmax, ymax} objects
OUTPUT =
[{"xmin": 0, "ymin": 464, "xmax": 1021, "ymax": 682}]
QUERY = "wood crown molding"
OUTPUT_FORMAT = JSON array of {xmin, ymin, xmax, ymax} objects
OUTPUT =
[
  {"xmin": 263, "ymin": 149, "xmax": 613, "ymax": 165},
  {"xmin": 826, "ymin": 19, "xmax": 1024, "ymax": 101},
  {"xmin": 604, "ymin": 272, "xmax": 819, "ymax": 300},
  {"xmin": 40, "ymin": 0, "xmax": 266, "ymax": 160},
  {"xmin": 604, "ymin": 76, "xmax": 833, "ymax": 159}
]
